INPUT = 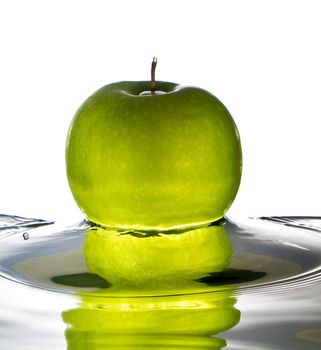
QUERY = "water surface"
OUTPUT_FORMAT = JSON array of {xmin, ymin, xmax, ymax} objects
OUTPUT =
[{"xmin": 0, "ymin": 214, "xmax": 320, "ymax": 349}]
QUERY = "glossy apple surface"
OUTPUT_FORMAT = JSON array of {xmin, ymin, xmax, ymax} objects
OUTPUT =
[{"xmin": 66, "ymin": 81, "xmax": 242, "ymax": 230}]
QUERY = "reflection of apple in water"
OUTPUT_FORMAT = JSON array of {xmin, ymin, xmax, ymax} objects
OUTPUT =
[
  {"xmin": 84, "ymin": 223, "xmax": 233, "ymax": 292},
  {"xmin": 63, "ymin": 288, "xmax": 240, "ymax": 350},
  {"xmin": 66, "ymin": 62, "xmax": 242, "ymax": 230}
]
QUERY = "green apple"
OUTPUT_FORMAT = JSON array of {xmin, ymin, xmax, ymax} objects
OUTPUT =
[
  {"xmin": 84, "ymin": 223, "xmax": 233, "ymax": 291},
  {"xmin": 66, "ymin": 81, "xmax": 242, "ymax": 230},
  {"xmin": 63, "ymin": 288, "xmax": 240, "ymax": 350}
]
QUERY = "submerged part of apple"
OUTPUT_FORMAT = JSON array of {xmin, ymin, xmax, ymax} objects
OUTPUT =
[
  {"xmin": 84, "ymin": 223, "xmax": 233, "ymax": 290},
  {"xmin": 66, "ymin": 81, "xmax": 242, "ymax": 230}
]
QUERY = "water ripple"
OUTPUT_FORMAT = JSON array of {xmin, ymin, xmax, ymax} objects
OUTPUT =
[
  {"xmin": 0, "ymin": 213, "xmax": 54, "ymax": 239},
  {"xmin": 0, "ymin": 215, "xmax": 320, "ymax": 298},
  {"xmin": 257, "ymin": 216, "xmax": 321, "ymax": 234}
]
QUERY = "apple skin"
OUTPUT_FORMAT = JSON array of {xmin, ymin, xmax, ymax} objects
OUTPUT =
[
  {"xmin": 66, "ymin": 81, "xmax": 242, "ymax": 230},
  {"xmin": 84, "ymin": 223, "xmax": 233, "ymax": 291}
]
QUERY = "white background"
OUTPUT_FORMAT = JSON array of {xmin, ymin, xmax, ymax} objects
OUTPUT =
[{"xmin": 0, "ymin": 0, "xmax": 321, "ymax": 224}]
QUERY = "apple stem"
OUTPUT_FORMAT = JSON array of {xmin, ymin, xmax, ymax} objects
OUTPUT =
[{"xmin": 151, "ymin": 57, "xmax": 157, "ymax": 94}]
